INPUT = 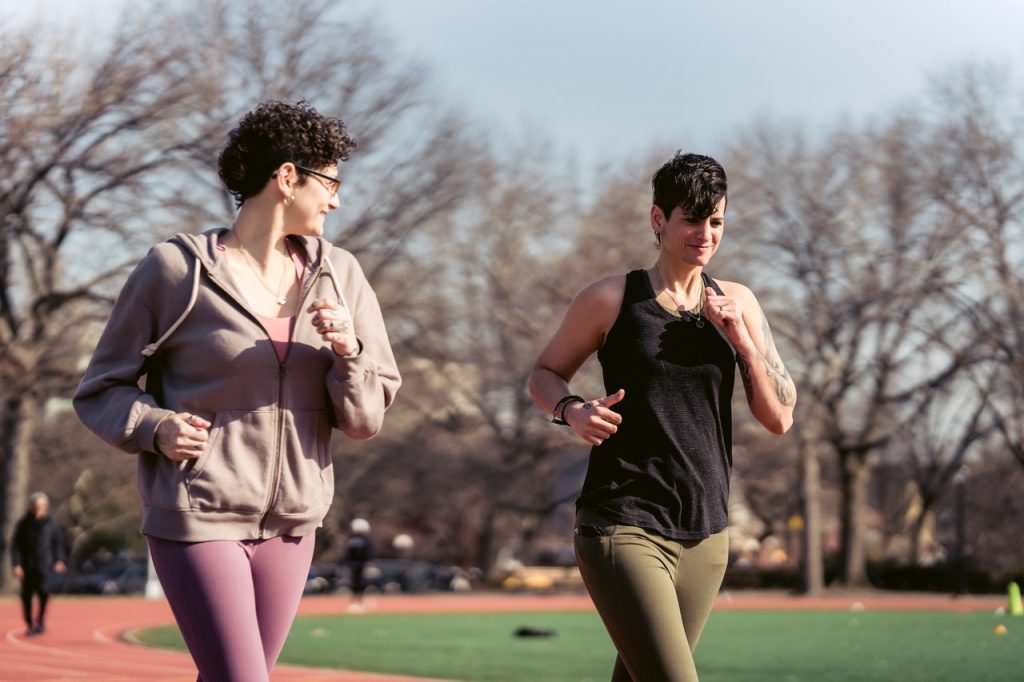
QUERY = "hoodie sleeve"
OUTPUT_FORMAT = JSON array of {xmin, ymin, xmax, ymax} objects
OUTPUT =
[
  {"xmin": 72, "ymin": 243, "xmax": 189, "ymax": 454},
  {"xmin": 325, "ymin": 250, "xmax": 401, "ymax": 439}
]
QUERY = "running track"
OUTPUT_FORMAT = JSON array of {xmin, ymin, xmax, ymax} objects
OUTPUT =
[{"xmin": 0, "ymin": 591, "xmax": 1003, "ymax": 681}]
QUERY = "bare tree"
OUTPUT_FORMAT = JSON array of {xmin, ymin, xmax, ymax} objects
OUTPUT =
[
  {"xmin": 727, "ymin": 110, "xmax": 980, "ymax": 586},
  {"xmin": 887, "ymin": 377, "xmax": 992, "ymax": 564},
  {"xmin": 925, "ymin": 64, "xmax": 1024, "ymax": 469},
  {"xmin": 0, "ymin": 21, "xmax": 207, "ymax": 586},
  {"xmin": 153, "ymin": 0, "xmax": 481, "ymax": 280},
  {"xmin": 395, "ymin": 143, "xmax": 581, "ymax": 568}
]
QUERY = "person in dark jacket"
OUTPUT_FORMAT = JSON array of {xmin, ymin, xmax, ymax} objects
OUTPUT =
[
  {"xmin": 344, "ymin": 518, "xmax": 373, "ymax": 612},
  {"xmin": 11, "ymin": 492, "xmax": 67, "ymax": 635}
]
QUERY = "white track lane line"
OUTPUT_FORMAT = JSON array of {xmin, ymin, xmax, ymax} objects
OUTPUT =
[
  {"xmin": 0, "ymin": 663, "xmax": 93, "ymax": 678},
  {"xmin": 5, "ymin": 626, "xmax": 191, "ymax": 677},
  {"xmin": 5, "ymin": 627, "xmax": 81, "ymax": 658}
]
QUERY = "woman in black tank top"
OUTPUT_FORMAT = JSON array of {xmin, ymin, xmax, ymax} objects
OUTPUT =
[{"xmin": 529, "ymin": 153, "xmax": 796, "ymax": 682}]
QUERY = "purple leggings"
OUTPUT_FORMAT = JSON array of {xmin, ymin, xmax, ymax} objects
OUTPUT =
[{"xmin": 147, "ymin": 534, "xmax": 314, "ymax": 682}]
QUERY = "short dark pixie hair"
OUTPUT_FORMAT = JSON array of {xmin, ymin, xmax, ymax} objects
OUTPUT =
[
  {"xmin": 218, "ymin": 100, "xmax": 356, "ymax": 207},
  {"xmin": 651, "ymin": 152, "xmax": 727, "ymax": 221}
]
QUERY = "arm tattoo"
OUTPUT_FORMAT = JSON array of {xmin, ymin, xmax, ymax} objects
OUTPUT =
[
  {"xmin": 754, "ymin": 307, "xmax": 796, "ymax": 406},
  {"xmin": 737, "ymin": 355, "xmax": 754, "ymax": 398}
]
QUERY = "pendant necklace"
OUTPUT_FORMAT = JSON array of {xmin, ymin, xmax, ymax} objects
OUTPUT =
[
  {"xmin": 660, "ymin": 273, "xmax": 705, "ymax": 328},
  {"xmin": 231, "ymin": 232, "xmax": 290, "ymax": 305}
]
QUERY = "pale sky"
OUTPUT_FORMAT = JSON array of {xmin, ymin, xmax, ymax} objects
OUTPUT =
[
  {"xmin": 6, "ymin": 0, "xmax": 1024, "ymax": 168},
  {"xmin": 351, "ymin": 0, "xmax": 1024, "ymax": 166}
]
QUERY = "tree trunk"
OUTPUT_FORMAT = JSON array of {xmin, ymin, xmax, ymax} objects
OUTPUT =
[
  {"xmin": 906, "ymin": 496, "xmax": 935, "ymax": 566},
  {"xmin": 907, "ymin": 509, "xmax": 924, "ymax": 566},
  {"xmin": 800, "ymin": 438, "xmax": 825, "ymax": 594},
  {"xmin": 515, "ymin": 515, "xmax": 540, "ymax": 565},
  {"xmin": 475, "ymin": 504, "xmax": 498, "ymax": 573},
  {"xmin": 1, "ymin": 395, "xmax": 38, "ymax": 591},
  {"xmin": 839, "ymin": 450, "xmax": 873, "ymax": 587}
]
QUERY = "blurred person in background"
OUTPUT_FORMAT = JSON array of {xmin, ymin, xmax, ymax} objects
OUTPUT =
[
  {"xmin": 529, "ymin": 152, "xmax": 796, "ymax": 681},
  {"xmin": 11, "ymin": 492, "xmax": 67, "ymax": 636},
  {"xmin": 74, "ymin": 100, "xmax": 400, "ymax": 682},
  {"xmin": 344, "ymin": 517, "xmax": 374, "ymax": 612}
]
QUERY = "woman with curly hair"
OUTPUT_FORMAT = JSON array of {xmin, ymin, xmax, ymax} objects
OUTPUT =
[
  {"xmin": 74, "ymin": 100, "xmax": 401, "ymax": 681},
  {"xmin": 529, "ymin": 152, "xmax": 795, "ymax": 681}
]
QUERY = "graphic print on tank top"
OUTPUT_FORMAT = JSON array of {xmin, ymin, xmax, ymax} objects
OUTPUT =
[{"xmin": 578, "ymin": 269, "xmax": 737, "ymax": 541}]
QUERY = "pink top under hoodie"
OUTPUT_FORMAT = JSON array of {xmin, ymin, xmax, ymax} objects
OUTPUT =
[{"xmin": 219, "ymin": 239, "xmax": 306, "ymax": 364}]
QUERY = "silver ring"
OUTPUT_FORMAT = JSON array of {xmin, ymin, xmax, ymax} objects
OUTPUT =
[
  {"xmin": 718, "ymin": 306, "xmax": 724, "ymax": 314},
  {"xmin": 186, "ymin": 414, "xmax": 194, "ymax": 424}
]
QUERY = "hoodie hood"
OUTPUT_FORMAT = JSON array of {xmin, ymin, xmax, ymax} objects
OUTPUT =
[
  {"xmin": 170, "ymin": 227, "xmax": 332, "ymax": 275},
  {"xmin": 141, "ymin": 229, "xmax": 346, "ymax": 359}
]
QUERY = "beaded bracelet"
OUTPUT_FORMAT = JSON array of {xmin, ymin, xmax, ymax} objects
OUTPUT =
[{"xmin": 551, "ymin": 394, "xmax": 585, "ymax": 425}]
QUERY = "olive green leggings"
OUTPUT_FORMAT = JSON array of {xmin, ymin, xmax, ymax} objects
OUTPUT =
[{"xmin": 574, "ymin": 507, "xmax": 729, "ymax": 682}]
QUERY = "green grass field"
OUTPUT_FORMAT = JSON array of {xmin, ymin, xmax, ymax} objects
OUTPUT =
[{"xmin": 135, "ymin": 609, "xmax": 1022, "ymax": 681}]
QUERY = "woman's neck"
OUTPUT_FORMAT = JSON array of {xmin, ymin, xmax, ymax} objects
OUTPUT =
[
  {"xmin": 230, "ymin": 204, "xmax": 290, "ymax": 265},
  {"xmin": 652, "ymin": 256, "xmax": 704, "ymax": 300}
]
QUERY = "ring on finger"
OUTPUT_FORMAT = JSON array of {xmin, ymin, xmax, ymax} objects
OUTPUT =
[{"xmin": 186, "ymin": 414, "xmax": 194, "ymax": 424}]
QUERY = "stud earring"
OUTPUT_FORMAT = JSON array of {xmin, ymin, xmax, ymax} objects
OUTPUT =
[{"xmin": 283, "ymin": 194, "xmax": 295, "ymax": 207}]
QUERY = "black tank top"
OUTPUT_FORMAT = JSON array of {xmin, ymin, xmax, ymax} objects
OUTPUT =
[{"xmin": 577, "ymin": 269, "xmax": 736, "ymax": 540}]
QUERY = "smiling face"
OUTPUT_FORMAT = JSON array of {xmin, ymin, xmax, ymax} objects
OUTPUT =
[
  {"xmin": 288, "ymin": 164, "xmax": 342, "ymax": 236},
  {"xmin": 652, "ymin": 197, "xmax": 726, "ymax": 267}
]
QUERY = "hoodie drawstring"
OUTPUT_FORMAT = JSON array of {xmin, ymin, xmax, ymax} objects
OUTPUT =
[
  {"xmin": 322, "ymin": 256, "xmax": 351, "ymax": 312},
  {"xmin": 141, "ymin": 255, "xmax": 202, "ymax": 358}
]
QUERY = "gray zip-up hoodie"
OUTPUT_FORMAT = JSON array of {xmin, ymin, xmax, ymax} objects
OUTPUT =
[{"xmin": 73, "ymin": 228, "xmax": 400, "ymax": 542}]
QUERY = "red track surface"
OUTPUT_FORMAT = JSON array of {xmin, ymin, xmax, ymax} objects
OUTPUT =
[{"xmin": 0, "ymin": 591, "xmax": 1004, "ymax": 681}]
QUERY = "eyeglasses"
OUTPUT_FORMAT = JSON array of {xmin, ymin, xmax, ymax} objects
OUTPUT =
[{"xmin": 295, "ymin": 165, "xmax": 342, "ymax": 196}]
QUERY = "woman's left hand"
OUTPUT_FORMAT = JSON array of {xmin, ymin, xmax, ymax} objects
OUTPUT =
[
  {"xmin": 309, "ymin": 299, "xmax": 359, "ymax": 356},
  {"xmin": 703, "ymin": 287, "xmax": 755, "ymax": 355}
]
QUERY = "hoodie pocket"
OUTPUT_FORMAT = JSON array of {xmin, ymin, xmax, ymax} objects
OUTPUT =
[
  {"xmin": 185, "ymin": 410, "xmax": 276, "ymax": 513},
  {"xmin": 273, "ymin": 409, "xmax": 333, "ymax": 514},
  {"xmin": 138, "ymin": 451, "xmax": 193, "ymax": 511}
]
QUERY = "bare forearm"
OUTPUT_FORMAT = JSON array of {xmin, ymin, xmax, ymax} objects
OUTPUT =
[
  {"xmin": 737, "ymin": 351, "xmax": 796, "ymax": 434},
  {"xmin": 528, "ymin": 366, "xmax": 574, "ymax": 417}
]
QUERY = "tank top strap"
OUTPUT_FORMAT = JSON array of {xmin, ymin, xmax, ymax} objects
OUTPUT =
[
  {"xmin": 624, "ymin": 269, "xmax": 654, "ymax": 306},
  {"xmin": 703, "ymin": 272, "xmax": 726, "ymax": 296}
]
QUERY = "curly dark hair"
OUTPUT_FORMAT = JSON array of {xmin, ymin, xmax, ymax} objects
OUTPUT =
[
  {"xmin": 651, "ymin": 152, "xmax": 727, "ymax": 221},
  {"xmin": 218, "ymin": 100, "xmax": 356, "ymax": 207}
]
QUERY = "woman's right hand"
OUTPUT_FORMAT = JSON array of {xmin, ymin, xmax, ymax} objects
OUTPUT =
[
  {"xmin": 155, "ymin": 412, "xmax": 212, "ymax": 461},
  {"xmin": 565, "ymin": 389, "xmax": 625, "ymax": 446}
]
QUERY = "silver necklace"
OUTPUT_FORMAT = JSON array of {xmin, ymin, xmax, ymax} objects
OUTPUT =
[
  {"xmin": 658, "ymin": 271, "xmax": 705, "ymax": 328},
  {"xmin": 231, "ymin": 232, "xmax": 290, "ymax": 305}
]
